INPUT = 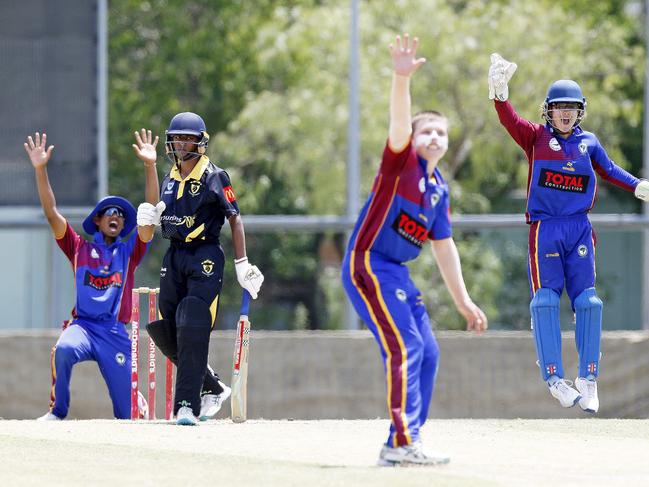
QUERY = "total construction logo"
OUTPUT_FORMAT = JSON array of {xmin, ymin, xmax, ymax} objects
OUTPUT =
[
  {"xmin": 84, "ymin": 270, "xmax": 123, "ymax": 290},
  {"xmin": 392, "ymin": 210, "xmax": 427, "ymax": 248},
  {"xmin": 538, "ymin": 168, "xmax": 589, "ymax": 193}
]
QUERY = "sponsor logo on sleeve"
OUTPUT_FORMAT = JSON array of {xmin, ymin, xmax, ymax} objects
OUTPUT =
[
  {"xmin": 538, "ymin": 168, "xmax": 589, "ymax": 193},
  {"xmin": 223, "ymin": 186, "xmax": 237, "ymax": 203},
  {"xmin": 392, "ymin": 210, "xmax": 428, "ymax": 248}
]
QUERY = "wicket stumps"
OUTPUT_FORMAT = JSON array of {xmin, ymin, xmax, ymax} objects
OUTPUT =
[{"xmin": 130, "ymin": 287, "xmax": 174, "ymax": 420}]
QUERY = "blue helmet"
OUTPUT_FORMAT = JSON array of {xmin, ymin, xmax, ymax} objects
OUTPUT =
[
  {"xmin": 165, "ymin": 112, "xmax": 210, "ymax": 164},
  {"xmin": 543, "ymin": 80, "xmax": 587, "ymax": 128}
]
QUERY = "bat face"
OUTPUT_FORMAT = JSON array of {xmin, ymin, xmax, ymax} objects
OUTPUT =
[{"xmin": 231, "ymin": 314, "xmax": 250, "ymax": 423}]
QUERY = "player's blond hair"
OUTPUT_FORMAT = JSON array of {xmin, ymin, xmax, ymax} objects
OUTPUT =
[{"xmin": 412, "ymin": 110, "xmax": 448, "ymax": 132}]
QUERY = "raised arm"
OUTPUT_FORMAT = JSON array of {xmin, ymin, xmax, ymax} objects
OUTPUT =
[
  {"xmin": 133, "ymin": 128, "xmax": 163, "ymax": 242},
  {"xmin": 430, "ymin": 237, "xmax": 488, "ymax": 333},
  {"xmin": 24, "ymin": 132, "xmax": 67, "ymax": 238},
  {"xmin": 388, "ymin": 33, "xmax": 426, "ymax": 152}
]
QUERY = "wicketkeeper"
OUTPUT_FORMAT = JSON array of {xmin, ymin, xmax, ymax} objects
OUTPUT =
[
  {"xmin": 488, "ymin": 53, "xmax": 649, "ymax": 413},
  {"xmin": 136, "ymin": 112, "xmax": 264, "ymax": 425}
]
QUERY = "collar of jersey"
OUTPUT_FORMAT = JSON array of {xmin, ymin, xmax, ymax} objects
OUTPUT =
[
  {"xmin": 417, "ymin": 155, "xmax": 444, "ymax": 186},
  {"xmin": 547, "ymin": 124, "xmax": 583, "ymax": 138},
  {"xmin": 170, "ymin": 155, "xmax": 210, "ymax": 182},
  {"xmin": 92, "ymin": 231, "xmax": 122, "ymax": 247}
]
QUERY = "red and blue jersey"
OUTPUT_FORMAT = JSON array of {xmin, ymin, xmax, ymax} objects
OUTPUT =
[
  {"xmin": 495, "ymin": 100, "xmax": 639, "ymax": 223},
  {"xmin": 56, "ymin": 223, "xmax": 149, "ymax": 324},
  {"xmin": 347, "ymin": 140, "xmax": 452, "ymax": 263}
]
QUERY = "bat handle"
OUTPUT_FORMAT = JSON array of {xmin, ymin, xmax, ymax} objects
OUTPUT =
[{"xmin": 240, "ymin": 289, "xmax": 251, "ymax": 316}]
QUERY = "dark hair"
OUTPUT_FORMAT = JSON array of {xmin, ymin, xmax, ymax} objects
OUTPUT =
[{"xmin": 412, "ymin": 110, "xmax": 448, "ymax": 132}]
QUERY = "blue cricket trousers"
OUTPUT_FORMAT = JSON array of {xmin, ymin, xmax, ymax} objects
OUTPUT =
[{"xmin": 342, "ymin": 250, "xmax": 440, "ymax": 447}]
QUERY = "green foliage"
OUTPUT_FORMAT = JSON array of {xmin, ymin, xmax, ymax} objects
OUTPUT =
[{"xmin": 108, "ymin": 0, "xmax": 645, "ymax": 329}]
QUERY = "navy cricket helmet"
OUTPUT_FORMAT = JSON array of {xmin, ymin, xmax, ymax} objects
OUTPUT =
[
  {"xmin": 82, "ymin": 196, "xmax": 137, "ymax": 237},
  {"xmin": 165, "ymin": 112, "xmax": 210, "ymax": 164},
  {"xmin": 543, "ymin": 80, "xmax": 587, "ymax": 128}
]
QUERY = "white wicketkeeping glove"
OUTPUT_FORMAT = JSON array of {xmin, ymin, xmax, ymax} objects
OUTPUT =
[
  {"xmin": 234, "ymin": 257, "xmax": 264, "ymax": 299},
  {"xmin": 488, "ymin": 53, "xmax": 517, "ymax": 101},
  {"xmin": 137, "ymin": 201, "xmax": 166, "ymax": 226},
  {"xmin": 635, "ymin": 180, "xmax": 649, "ymax": 201}
]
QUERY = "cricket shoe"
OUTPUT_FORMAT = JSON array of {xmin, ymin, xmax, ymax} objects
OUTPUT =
[
  {"xmin": 176, "ymin": 406, "xmax": 199, "ymax": 426},
  {"xmin": 199, "ymin": 381, "xmax": 232, "ymax": 421},
  {"xmin": 548, "ymin": 379, "xmax": 581, "ymax": 408},
  {"xmin": 377, "ymin": 441, "xmax": 450, "ymax": 467},
  {"xmin": 575, "ymin": 377, "xmax": 599, "ymax": 413},
  {"xmin": 36, "ymin": 412, "xmax": 62, "ymax": 421}
]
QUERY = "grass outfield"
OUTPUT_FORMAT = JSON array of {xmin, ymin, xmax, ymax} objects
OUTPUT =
[{"xmin": 1, "ymin": 419, "xmax": 648, "ymax": 487}]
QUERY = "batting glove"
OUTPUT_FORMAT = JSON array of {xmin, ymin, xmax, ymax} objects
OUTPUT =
[
  {"xmin": 488, "ymin": 53, "xmax": 517, "ymax": 101},
  {"xmin": 137, "ymin": 201, "xmax": 166, "ymax": 226},
  {"xmin": 635, "ymin": 180, "xmax": 649, "ymax": 201},
  {"xmin": 234, "ymin": 257, "xmax": 264, "ymax": 299}
]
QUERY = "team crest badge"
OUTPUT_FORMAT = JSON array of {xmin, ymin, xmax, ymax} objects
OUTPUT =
[
  {"xmin": 579, "ymin": 141, "xmax": 588, "ymax": 154},
  {"xmin": 201, "ymin": 259, "xmax": 215, "ymax": 276},
  {"xmin": 164, "ymin": 181, "xmax": 175, "ymax": 195},
  {"xmin": 430, "ymin": 193, "xmax": 440, "ymax": 206},
  {"xmin": 578, "ymin": 245, "xmax": 588, "ymax": 257},
  {"xmin": 189, "ymin": 180, "xmax": 202, "ymax": 196},
  {"xmin": 115, "ymin": 353, "xmax": 126, "ymax": 365},
  {"xmin": 549, "ymin": 138, "xmax": 561, "ymax": 151},
  {"xmin": 395, "ymin": 289, "xmax": 407, "ymax": 302},
  {"xmin": 419, "ymin": 177, "xmax": 426, "ymax": 193}
]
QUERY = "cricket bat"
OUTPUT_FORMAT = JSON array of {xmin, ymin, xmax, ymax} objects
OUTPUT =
[{"xmin": 231, "ymin": 289, "xmax": 251, "ymax": 423}]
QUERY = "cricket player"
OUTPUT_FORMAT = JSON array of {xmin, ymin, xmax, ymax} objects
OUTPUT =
[
  {"xmin": 26, "ymin": 130, "xmax": 159, "ymax": 420},
  {"xmin": 342, "ymin": 34, "xmax": 488, "ymax": 466},
  {"xmin": 136, "ymin": 112, "xmax": 264, "ymax": 425},
  {"xmin": 488, "ymin": 54, "xmax": 649, "ymax": 413}
]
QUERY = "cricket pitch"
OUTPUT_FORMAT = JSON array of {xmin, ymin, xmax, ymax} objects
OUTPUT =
[{"xmin": 1, "ymin": 419, "xmax": 648, "ymax": 486}]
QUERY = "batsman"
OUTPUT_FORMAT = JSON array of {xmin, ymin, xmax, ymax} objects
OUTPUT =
[
  {"xmin": 488, "ymin": 53, "xmax": 649, "ymax": 413},
  {"xmin": 135, "ymin": 112, "xmax": 264, "ymax": 425}
]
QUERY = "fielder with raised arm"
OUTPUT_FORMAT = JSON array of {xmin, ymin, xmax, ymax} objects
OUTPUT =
[
  {"xmin": 342, "ymin": 34, "xmax": 488, "ymax": 467},
  {"xmin": 488, "ymin": 53, "xmax": 649, "ymax": 413},
  {"xmin": 26, "ymin": 130, "xmax": 159, "ymax": 420}
]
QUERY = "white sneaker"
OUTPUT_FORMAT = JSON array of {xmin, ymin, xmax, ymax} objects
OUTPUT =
[
  {"xmin": 548, "ymin": 379, "xmax": 581, "ymax": 408},
  {"xmin": 377, "ymin": 442, "xmax": 450, "ymax": 466},
  {"xmin": 199, "ymin": 381, "xmax": 232, "ymax": 421},
  {"xmin": 575, "ymin": 377, "xmax": 599, "ymax": 413},
  {"xmin": 176, "ymin": 406, "xmax": 199, "ymax": 426},
  {"xmin": 36, "ymin": 412, "xmax": 62, "ymax": 421}
]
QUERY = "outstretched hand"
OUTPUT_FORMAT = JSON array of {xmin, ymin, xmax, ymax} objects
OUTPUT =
[
  {"xmin": 389, "ymin": 33, "xmax": 426, "ymax": 78},
  {"xmin": 132, "ymin": 128, "xmax": 159, "ymax": 167},
  {"xmin": 488, "ymin": 53, "xmax": 517, "ymax": 101},
  {"xmin": 24, "ymin": 132, "xmax": 54, "ymax": 168}
]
